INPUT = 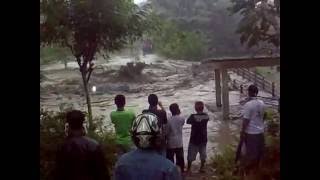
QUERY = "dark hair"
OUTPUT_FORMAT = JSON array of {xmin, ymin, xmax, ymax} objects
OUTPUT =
[
  {"xmin": 195, "ymin": 101, "xmax": 204, "ymax": 112},
  {"xmin": 169, "ymin": 103, "xmax": 180, "ymax": 116},
  {"xmin": 66, "ymin": 110, "xmax": 85, "ymax": 130},
  {"xmin": 148, "ymin": 94, "xmax": 158, "ymax": 107},
  {"xmin": 115, "ymin": 94, "xmax": 126, "ymax": 108},
  {"xmin": 248, "ymin": 84, "xmax": 259, "ymax": 97}
]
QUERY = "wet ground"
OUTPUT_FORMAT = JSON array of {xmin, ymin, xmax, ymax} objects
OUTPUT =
[{"xmin": 40, "ymin": 54, "xmax": 279, "ymax": 166}]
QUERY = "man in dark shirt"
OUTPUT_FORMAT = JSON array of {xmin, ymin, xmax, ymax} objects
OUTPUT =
[
  {"xmin": 55, "ymin": 110, "xmax": 109, "ymax": 180},
  {"xmin": 142, "ymin": 94, "xmax": 168, "ymax": 156},
  {"xmin": 186, "ymin": 101, "xmax": 209, "ymax": 173}
]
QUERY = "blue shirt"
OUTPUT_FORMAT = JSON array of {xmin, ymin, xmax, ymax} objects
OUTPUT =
[{"xmin": 114, "ymin": 149, "xmax": 181, "ymax": 180}]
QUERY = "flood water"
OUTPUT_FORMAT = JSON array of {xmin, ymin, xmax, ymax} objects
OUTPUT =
[{"xmin": 41, "ymin": 54, "xmax": 277, "ymax": 163}]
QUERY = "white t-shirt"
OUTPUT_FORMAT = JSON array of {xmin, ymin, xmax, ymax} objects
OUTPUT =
[
  {"xmin": 243, "ymin": 98, "xmax": 266, "ymax": 134},
  {"xmin": 166, "ymin": 115, "xmax": 185, "ymax": 149}
]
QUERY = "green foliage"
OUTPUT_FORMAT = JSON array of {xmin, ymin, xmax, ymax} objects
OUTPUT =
[
  {"xmin": 150, "ymin": 0, "xmax": 254, "ymax": 57},
  {"xmin": 41, "ymin": 0, "xmax": 151, "ymax": 128},
  {"xmin": 41, "ymin": 0, "xmax": 150, "ymax": 56},
  {"xmin": 229, "ymin": 0, "xmax": 280, "ymax": 48},
  {"xmin": 211, "ymin": 146, "xmax": 241, "ymax": 180},
  {"xmin": 40, "ymin": 46, "xmax": 71, "ymax": 65},
  {"xmin": 150, "ymin": 19, "xmax": 206, "ymax": 60},
  {"xmin": 40, "ymin": 109, "xmax": 117, "ymax": 180}
]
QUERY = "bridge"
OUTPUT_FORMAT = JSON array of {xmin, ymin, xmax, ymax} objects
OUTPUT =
[{"xmin": 201, "ymin": 56, "xmax": 280, "ymax": 120}]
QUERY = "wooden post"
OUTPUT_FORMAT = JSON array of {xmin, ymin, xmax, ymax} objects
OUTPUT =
[
  {"xmin": 272, "ymin": 82, "xmax": 275, "ymax": 97},
  {"xmin": 214, "ymin": 69, "xmax": 222, "ymax": 107},
  {"xmin": 221, "ymin": 68, "xmax": 229, "ymax": 120},
  {"xmin": 254, "ymin": 72, "xmax": 257, "ymax": 84}
]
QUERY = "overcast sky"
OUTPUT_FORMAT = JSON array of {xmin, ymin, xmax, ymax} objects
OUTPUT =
[{"xmin": 134, "ymin": 0, "xmax": 146, "ymax": 5}]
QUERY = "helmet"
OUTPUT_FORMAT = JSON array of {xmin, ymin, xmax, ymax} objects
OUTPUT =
[{"xmin": 131, "ymin": 113, "xmax": 162, "ymax": 149}]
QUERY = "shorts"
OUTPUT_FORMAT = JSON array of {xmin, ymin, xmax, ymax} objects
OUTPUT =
[
  {"xmin": 242, "ymin": 133, "xmax": 265, "ymax": 166},
  {"xmin": 187, "ymin": 142, "xmax": 207, "ymax": 162}
]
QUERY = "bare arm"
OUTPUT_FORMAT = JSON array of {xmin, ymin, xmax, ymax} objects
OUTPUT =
[{"xmin": 158, "ymin": 101, "xmax": 165, "ymax": 111}]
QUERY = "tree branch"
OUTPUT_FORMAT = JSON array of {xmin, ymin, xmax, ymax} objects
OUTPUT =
[{"xmin": 86, "ymin": 62, "xmax": 94, "ymax": 83}]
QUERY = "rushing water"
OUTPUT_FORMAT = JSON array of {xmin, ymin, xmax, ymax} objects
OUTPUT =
[{"xmin": 41, "ymin": 54, "xmax": 277, "ymax": 163}]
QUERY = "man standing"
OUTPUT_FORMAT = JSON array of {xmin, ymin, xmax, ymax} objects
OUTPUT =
[
  {"xmin": 186, "ymin": 101, "xmax": 210, "ymax": 173},
  {"xmin": 142, "ymin": 94, "xmax": 168, "ymax": 156},
  {"xmin": 114, "ymin": 113, "xmax": 181, "ymax": 180},
  {"xmin": 166, "ymin": 103, "xmax": 185, "ymax": 173},
  {"xmin": 111, "ymin": 94, "xmax": 136, "ymax": 157},
  {"xmin": 55, "ymin": 110, "xmax": 109, "ymax": 180},
  {"xmin": 240, "ymin": 84, "xmax": 266, "ymax": 178}
]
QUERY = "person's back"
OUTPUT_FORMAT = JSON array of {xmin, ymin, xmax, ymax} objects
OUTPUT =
[
  {"xmin": 111, "ymin": 109, "xmax": 135, "ymax": 147},
  {"xmin": 114, "ymin": 113, "xmax": 181, "ymax": 180},
  {"xmin": 111, "ymin": 95, "xmax": 136, "ymax": 155},
  {"xmin": 167, "ymin": 115, "xmax": 184, "ymax": 148},
  {"xmin": 142, "ymin": 107, "xmax": 167, "ymax": 129},
  {"xmin": 166, "ymin": 103, "xmax": 185, "ymax": 173},
  {"xmin": 188, "ymin": 112, "xmax": 209, "ymax": 145},
  {"xmin": 115, "ymin": 149, "xmax": 180, "ymax": 180},
  {"xmin": 186, "ymin": 101, "xmax": 209, "ymax": 173},
  {"xmin": 243, "ymin": 98, "xmax": 265, "ymax": 134},
  {"xmin": 142, "ymin": 94, "xmax": 168, "ymax": 156},
  {"xmin": 55, "ymin": 110, "xmax": 109, "ymax": 180}
]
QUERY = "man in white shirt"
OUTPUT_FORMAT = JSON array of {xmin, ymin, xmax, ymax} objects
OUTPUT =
[{"xmin": 240, "ymin": 84, "xmax": 266, "ymax": 176}]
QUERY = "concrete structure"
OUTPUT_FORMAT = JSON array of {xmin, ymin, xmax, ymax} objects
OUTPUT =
[{"xmin": 202, "ymin": 56, "xmax": 280, "ymax": 120}]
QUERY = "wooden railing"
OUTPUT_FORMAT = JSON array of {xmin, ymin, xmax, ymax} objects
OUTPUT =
[{"xmin": 232, "ymin": 68, "xmax": 279, "ymax": 97}]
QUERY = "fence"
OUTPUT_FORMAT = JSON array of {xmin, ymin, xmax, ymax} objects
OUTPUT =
[{"xmin": 231, "ymin": 68, "xmax": 279, "ymax": 97}]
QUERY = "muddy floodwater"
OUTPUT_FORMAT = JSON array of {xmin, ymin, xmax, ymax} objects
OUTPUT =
[{"xmin": 41, "ymin": 54, "xmax": 278, "ymax": 163}]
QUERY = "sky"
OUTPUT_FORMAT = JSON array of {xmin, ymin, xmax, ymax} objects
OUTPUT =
[{"xmin": 134, "ymin": 0, "xmax": 146, "ymax": 5}]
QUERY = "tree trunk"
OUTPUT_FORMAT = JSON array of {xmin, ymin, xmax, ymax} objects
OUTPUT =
[
  {"xmin": 81, "ymin": 71, "xmax": 93, "ymax": 131},
  {"xmin": 64, "ymin": 60, "xmax": 67, "ymax": 69}
]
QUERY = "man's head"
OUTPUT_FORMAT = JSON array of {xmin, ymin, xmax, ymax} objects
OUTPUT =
[
  {"xmin": 148, "ymin": 94, "xmax": 158, "ymax": 107},
  {"xmin": 66, "ymin": 110, "xmax": 85, "ymax": 130},
  {"xmin": 169, "ymin": 103, "xmax": 180, "ymax": 116},
  {"xmin": 131, "ymin": 113, "xmax": 161, "ymax": 149},
  {"xmin": 195, "ymin": 101, "xmax": 204, "ymax": 113},
  {"xmin": 115, "ymin": 94, "xmax": 126, "ymax": 109},
  {"xmin": 248, "ymin": 84, "xmax": 259, "ymax": 97}
]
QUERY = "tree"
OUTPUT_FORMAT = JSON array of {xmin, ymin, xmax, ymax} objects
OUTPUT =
[
  {"xmin": 229, "ymin": 0, "xmax": 280, "ymax": 49},
  {"xmin": 150, "ymin": 0, "xmax": 252, "ymax": 57},
  {"xmin": 41, "ymin": 0, "xmax": 150, "ymax": 130},
  {"xmin": 40, "ymin": 46, "xmax": 71, "ymax": 69}
]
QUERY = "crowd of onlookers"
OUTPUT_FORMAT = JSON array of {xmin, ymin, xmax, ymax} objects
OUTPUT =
[{"xmin": 55, "ymin": 84, "xmax": 267, "ymax": 180}]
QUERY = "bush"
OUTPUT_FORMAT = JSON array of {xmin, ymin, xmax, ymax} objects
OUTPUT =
[
  {"xmin": 40, "ymin": 109, "xmax": 117, "ymax": 180},
  {"xmin": 210, "ymin": 146, "xmax": 241, "ymax": 180}
]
